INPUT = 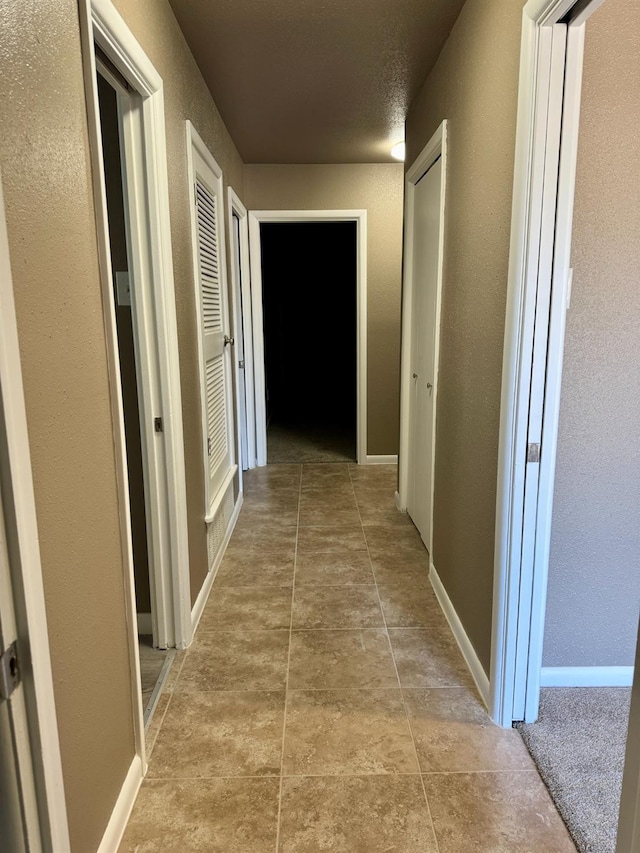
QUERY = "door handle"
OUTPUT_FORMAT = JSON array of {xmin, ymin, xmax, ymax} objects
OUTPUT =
[
  {"xmin": 224, "ymin": 335, "xmax": 234, "ymax": 347},
  {"xmin": 426, "ymin": 382, "xmax": 433, "ymax": 390}
]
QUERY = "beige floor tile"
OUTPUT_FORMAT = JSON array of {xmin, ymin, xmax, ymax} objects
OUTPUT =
[
  {"xmin": 283, "ymin": 689, "xmax": 418, "ymax": 775},
  {"xmin": 145, "ymin": 693, "xmax": 171, "ymax": 759},
  {"xmin": 235, "ymin": 505, "xmax": 299, "ymax": 526},
  {"xmin": 297, "ymin": 525, "xmax": 367, "ymax": 554},
  {"xmin": 199, "ymin": 586, "xmax": 292, "ymax": 631},
  {"xmin": 118, "ymin": 778, "xmax": 280, "ymax": 852},
  {"xmin": 388, "ymin": 628, "xmax": 474, "ymax": 688},
  {"xmin": 352, "ymin": 484, "xmax": 398, "ymax": 506},
  {"xmin": 226, "ymin": 523, "xmax": 297, "ymax": 553},
  {"xmin": 298, "ymin": 503, "xmax": 362, "ymax": 526},
  {"xmin": 358, "ymin": 505, "xmax": 416, "ymax": 527},
  {"xmin": 404, "ymin": 687, "xmax": 534, "ymax": 772},
  {"xmin": 148, "ymin": 691, "xmax": 284, "ymax": 778},
  {"xmin": 348, "ymin": 463, "xmax": 398, "ymax": 482},
  {"xmin": 370, "ymin": 555, "xmax": 431, "ymax": 586},
  {"xmin": 161, "ymin": 649, "xmax": 187, "ymax": 693},
  {"xmin": 422, "ymin": 771, "xmax": 576, "ymax": 852},
  {"xmin": 279, "ymin": 775, "xmax": 438, "ymax": 852},
  {"xmin": 363, "ymin": 525, "xmax": 426, "ymax": 553},
  {"xmin": 295, "ymin": 552, "xmax": 374, "ymax": 586},
  {"xmin": 292, "ymin": 586, "xmax": 384, "ymax": 629},
  {"xmin": 176, "ymin": 630, "xmax": 289, "ymax": 691},
  {"xmin": 299, "ymin": 482, "xmax": 356, "ymax": 503},
  {"xmin": 302, "ymin": 463, "xmax": 351, "ymax": 481},
  {"xmin": 213, "ymin": 550, "xmax": 295, "ymax": 587},
  {"xmin": 288, "ymin": 629, "xmax": 399, "ymax": 689},
  {"xmin": 377, "ymin": 582, "xmax": 450, "ymax": 629}
]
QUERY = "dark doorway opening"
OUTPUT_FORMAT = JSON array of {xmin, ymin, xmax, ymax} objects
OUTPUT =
[{"xmin": 260, "ymin": 221, "xmax": 358, "ymax": 464}]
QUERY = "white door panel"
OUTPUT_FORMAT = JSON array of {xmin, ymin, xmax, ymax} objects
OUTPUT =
[{"xmin": 407, "ymin": 157, "xmax": 443, "ymax": 548}]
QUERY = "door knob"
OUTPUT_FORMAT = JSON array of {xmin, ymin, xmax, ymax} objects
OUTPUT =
[
  {"xmin": 427, "ymin": 382, "xmax": 433, "ymax": 390},
  {"xmin": 224, "ymin": 335, "xmax": 234, "ymax": 347},
  {"xmin": 412, "ymin": 373, "xmax": 418, "ymax": 379}
]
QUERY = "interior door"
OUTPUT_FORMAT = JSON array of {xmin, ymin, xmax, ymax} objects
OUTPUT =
[{"xmin": 407, "ymin": 156, "xmax": 443, "ymax": 549}]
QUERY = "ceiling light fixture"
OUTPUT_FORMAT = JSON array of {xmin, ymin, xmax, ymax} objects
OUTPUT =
[{"xmin": 391, "ymin": 141, "xmax": 406, "ymax": 162}]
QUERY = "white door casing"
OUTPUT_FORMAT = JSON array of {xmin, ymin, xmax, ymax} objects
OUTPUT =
[
  {"xmin": 398, "ymin": 121, "xmax": 447, "ymax": 557},
  {"xmin": 491, "ymin": 0, "xmax": 605, "ymax": 728},
  {"xmin": 247, "ymin": 210, "xmax": 368, "ymax": 467},
  {"xmin": 186, "ymin": 122, "xmax": 237, "ymax": 523}
]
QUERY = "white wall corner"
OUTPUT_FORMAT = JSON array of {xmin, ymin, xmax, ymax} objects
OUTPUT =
[{"xmin": 429, "ymin": 564, "xmax": 491, "ymax": 708}]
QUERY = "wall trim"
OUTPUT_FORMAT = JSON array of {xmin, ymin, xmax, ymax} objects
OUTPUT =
[
  {"xmin": 430, "ymin": 563, "xmax": 491, "ymax": 708},
  {"xmin": 191, "ymin": 491, "xmax": 244, "ymax": 635},
  {"xmin": 96, "ymin": 754, "xmax": 143, "ymax": 853},
  {"xmin": 540, "ymin": 666, "xmax": 634, "ymax": 688},
  {"xmin": 248, "ymin": 209, "xmax": 368, "ymax": 466},
  {"xmin": 364, "ymin": 455, "xmax": 398, "ymax": 465}
]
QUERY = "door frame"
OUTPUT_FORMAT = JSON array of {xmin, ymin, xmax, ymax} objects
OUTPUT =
[
  {"xmin": 228, "ymin": 188, "xmax": 257, "ymax": 472},
  {"xmin": 247, "ymin": 209, "xmax": 368, "ymax": 466},
  {"xmin": 397, "ymin": 120, "xmax": 448, "ymax": 556},
  {"xmin": 490, "ymin": 0, "xmax": 605, "ymax": 727},
  {"xmin": 79, "ymin": 0, "xmax": 192, "ymax": 778},
  {"xmin": 0, "ymin": 171, "xmax": 71, "ymax": 851}
]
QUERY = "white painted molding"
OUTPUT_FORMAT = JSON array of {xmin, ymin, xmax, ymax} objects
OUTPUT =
[
  {"xmin": 96, "ymin": 755, "xmax": 143, "ymax": 853},
  {"xmin": 430, "ymin": 564, "xmax": 491, "ymax": 708},
  {"xmin": 82, "ymin": 0, "xmax": 192, "ymax": 661},
  {"xmin": 364, "ymin": 455, "xmax": 398, "ymax": 465},
  {"xmin": 247, "ymin": 209, "xmax": 368, "ymax": 466},
  {"xmin": 394, "ymin": 491, "xmax": 403, "ymax": 512},
  {"xmin": 191, "ymin": 491, "xmax": 244, "ymax": 635},
  {"xmin": 540, "ymin": 667, "xmax": 634, "ymax": 688},
  {"xmin": 136, "ymin": 613, "xmax": 152, "ymax": 635}
]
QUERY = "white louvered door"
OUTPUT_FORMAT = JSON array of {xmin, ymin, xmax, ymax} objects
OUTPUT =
[{"xmin": 189, "ymin": 134, "xmax": 235, "ymax": 518}]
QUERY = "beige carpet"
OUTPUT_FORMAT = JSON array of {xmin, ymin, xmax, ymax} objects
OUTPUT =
[{"xmin": 517, "ymin": 687, "xmax": 632, "ymax": 853}]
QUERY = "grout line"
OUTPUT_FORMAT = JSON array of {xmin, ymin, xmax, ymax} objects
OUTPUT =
[
  {"xmin": 274, "ymin": 465, "xmax": 302, "ymax": 853},
  {"xmin": 348, "ymin": 464, "xmax": 442, "ymax": 853},
  {"xmin": 145, "ymin": 768, "xmax": 542, "ymax": 782}
]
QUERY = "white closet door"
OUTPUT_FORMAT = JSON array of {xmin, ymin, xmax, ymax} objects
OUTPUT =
[
  {"xmin": 190, "ymin": 138, "xmax": 235, "ymax": 516},
  {"xmin": 407, "ymin": 156, "xmax": 443, "ymax": 549}
]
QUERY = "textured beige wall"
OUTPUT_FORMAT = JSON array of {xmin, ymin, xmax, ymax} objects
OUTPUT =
[
  {"xmin": 0, "ymin": 2, "xmax": 135, "ymax": 850},
  {"xmin": 112, "ymin": 0, "xmax": 246, "ymax": 604},
  {"xmin": 405, "ymin": 0, "xmax": 524, "ymax": 673},
  {"xmin": 544, "ymin": 0, "xmax": 640, "ymax": 667},
  {"xmin": 244, "ymin": 164, "xmax": 405, "ymax": 455},
  {"xmin": 0, "ymin": 0, "xmax": 246, "ymax": 848}
]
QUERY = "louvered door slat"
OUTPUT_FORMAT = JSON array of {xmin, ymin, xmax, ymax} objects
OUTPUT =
[{"xmin": 189, "ymin": 132, "xmax": 235, "ymax": 517}]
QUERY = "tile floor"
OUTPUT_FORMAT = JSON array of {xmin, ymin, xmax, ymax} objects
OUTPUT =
[{"xmin": 120, "ymin": 463, "xmax": 576, "ymax": 852}]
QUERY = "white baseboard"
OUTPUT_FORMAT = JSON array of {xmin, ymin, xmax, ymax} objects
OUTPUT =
[
  {"xmin": 191, "ymin": 491, "xmax": 244, "ymax": 636},
  {"xmin": 136, "ymin": 613, "xmax": 152, "ymax": 635},
  {"xmin": 540, "ymin": 666, "xmax": 634, "ymax": 688},
  {"xmin": 364, "ymin": 454, "xmax": 398, "ymax": 465},
  {"xmin": 429, "ymin": 563, "xmax": 491, "ymax": 708},
  {"xmin": 97, "ymin": 754, "xmax": 143, "ymax": 853}
]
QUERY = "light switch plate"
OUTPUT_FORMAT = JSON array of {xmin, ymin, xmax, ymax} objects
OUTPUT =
[{"xmin": 115, "ymin": 271, "xmax": 131, "ymax": 307}]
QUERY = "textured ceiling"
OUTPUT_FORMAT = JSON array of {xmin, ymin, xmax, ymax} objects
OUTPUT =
[{"xmin": 168, "ymin": 0, "xmax": 466, "ymax": 163}]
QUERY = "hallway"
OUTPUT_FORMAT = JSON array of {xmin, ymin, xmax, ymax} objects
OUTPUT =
[{"xmin": 119, "ymin": 464, "xmax": 575, "ymax": 852}]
